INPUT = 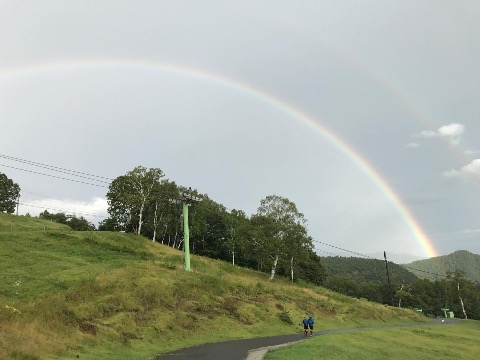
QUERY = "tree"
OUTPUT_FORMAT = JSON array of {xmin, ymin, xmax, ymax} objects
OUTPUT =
[
  {"xmin": 324, "ymin": 275, "xmax": 360, "ymax": 296},
  {"xmin": 39, "ymin": 210, "xmax": 68, "ymax": 224},
  {"xmin": 106, "ymin": 166, "xmax": 164, "ymax": 235},
  {"xmin": 0, "ymin": 172, "xmax": 20, "ymax": 213},
  {"xmin": 38, "ymin": 210, "xmax": 95, "ymax": 230},
  {"xmin": 284, "ymin": 222, "xmax": 312, "ymax": 282},
  {"xmin": 144, "ymin": 180, "xmax": 179, "ymax": 242},
  {"xmin": 225, "ymin": 209, "xmax": 250, "ymax": 265},
  {"xmin": 190, "ymin": 194, "xmax": 228, "ymax": 259},
  {"xmin": 395, "ymin": 281, "xmax": 413, "ymax": 308},
  {"xmin": 295, "ymin": 250, "xmax": 326, "ymax": 285},
  {"xmin": 249, "ymin": 214, "xmax": 276, "ymax": 272},
  {"xmin": 66, "ymin": 215, "xmax": 95, "ymax": 231},
  {"xmin": 256, "ymin": 195, "xmax": 308, "ymax": 281},
  {"xmin": 98, "ymin": 217, "xmax": 123, "ymax": 231}
]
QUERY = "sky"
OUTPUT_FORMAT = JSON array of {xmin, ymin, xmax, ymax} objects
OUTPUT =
[{"xmin": 1, "ymin": 1, "xmax": 479, "ymax": 260}]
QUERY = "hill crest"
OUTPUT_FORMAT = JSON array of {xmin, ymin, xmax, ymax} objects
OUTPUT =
[{"xmin": 405, "ymin": 250, "xmax": 480, "ymax": 282}]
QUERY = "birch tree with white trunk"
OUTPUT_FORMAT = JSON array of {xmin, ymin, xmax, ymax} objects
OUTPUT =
[
  {"xmin": 107, "ymin": 166, "xmax": 164, "ymax": 235},
  {"xmin": 255, "ymin": 195, "xmax": 309, "ymax": 281}
]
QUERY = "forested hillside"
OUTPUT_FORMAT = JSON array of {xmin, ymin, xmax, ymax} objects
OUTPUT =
[
  {"xmin": 405, "ymin": 250, "xmax": 480, "ymax": 282},
  {"xmin": 321, "ymin": 256, "xmax": 418, "ymax": 283},
  {"xmin": 320, "ymin": 256, "xmax": 418, "ymax": 306},
  {"xmin": 320, "ymin": 255, "xmax": 480, "ymax": 319}
]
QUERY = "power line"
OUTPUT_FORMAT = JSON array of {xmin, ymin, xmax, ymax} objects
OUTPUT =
[
  {"xmin": 317, "ymin": 248, "xmax": 344, "ymax": 257},
  {"xmin": 0, "ymin": 164, "xmax": 109, "ymax": 188},
  {"xmin": 0, "ymin": 153, "xmax": 113, "ymax": 181},
  {"xmin": 312, "ymin": 238, "xmax": 446, "ymax": 279},
  {"xmin": 19, "ymin": 202, "xmax": 108, "ymax": 218},
  {"xmin": 22, "ymin": 190, "xmax": 56, "ymax": 199},
  {"xmin": 224, "ymin": 206, "xmax": 448, "ymax": 280},
  {"xmin": 312, "ymin": 239, "xmax": 379, "ymax": 260},
  {"xmin": 226, "ymin": 207, "xmax": 447, "ymax": 280},
  {"xmin": 2, "ymin": 155, "xmax": 449, "ymax": 280},
  {"xmin": 0, "ymin": 155, "xmax": 110, "ymax": 184}
]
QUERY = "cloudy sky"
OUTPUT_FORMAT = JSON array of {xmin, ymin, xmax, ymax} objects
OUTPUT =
[{"xmin": 1, "ymin": 1, "xmax": 479, "ymax": 259}]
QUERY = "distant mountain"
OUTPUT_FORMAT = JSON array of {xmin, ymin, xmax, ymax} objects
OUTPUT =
[
  {"xmin": 404, "ymin": 250, "xmax": 480, "ymax": 283},
  {"xmin": 366, "ymin": 252, "xmax": 429, "ymax": 264},
  {"xmin": 321, "ymin": 256, "xmax": 419, "ymax": 284}
]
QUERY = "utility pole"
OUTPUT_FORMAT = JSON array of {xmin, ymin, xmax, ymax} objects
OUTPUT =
[
  {"xmin": 16, "ymin": 193, "xmax": 20, "ymax": 216},
  {"xmin": 384, "ymin": 251, "xmax": 394, "ymax": 306},
  {"xmin": 171, "ymin": 188, "xmax": 202, "ymax": 272}
]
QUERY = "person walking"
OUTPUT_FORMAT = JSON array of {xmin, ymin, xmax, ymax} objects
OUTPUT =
[
  {"xmin": 307, "ymin": 314, "xmax": 314, "ymax": 336},
  {"xmin": 302, "ymin": 316, "xmax": 309, "ymax": 336}
]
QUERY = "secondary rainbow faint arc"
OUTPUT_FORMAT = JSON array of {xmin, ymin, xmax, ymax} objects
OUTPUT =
[{"xmin": 0, "ymin": 60, "xmax": 439, "ymax": 257}]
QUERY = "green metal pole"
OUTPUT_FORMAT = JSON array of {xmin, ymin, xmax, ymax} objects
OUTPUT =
[{"xmin": 183, "ymin": 202, "xmax": 191, "ymax": 271}]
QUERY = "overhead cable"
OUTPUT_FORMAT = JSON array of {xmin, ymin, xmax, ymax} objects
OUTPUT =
[
  {"xmin": 0, "ymin": 153, "xmax": 113, "ymax": 181},
  {"xmin": 0, "ymin": 164, "xmax": 109, "ymax": 188},
  {"xmin": 312, "ymin": 238, "xmax": 445, "ymax": 279},
  {"xmin": 19, "ymin": 202, "xmax": 108, "ymax": 218}
]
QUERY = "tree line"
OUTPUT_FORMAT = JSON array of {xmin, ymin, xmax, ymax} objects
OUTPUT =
[
  {"xmin": 0, "ymin": 168, "xmax": 323, "ymax": 283},
  {"xmin": 4, "ymin": 167, "xmax": 480, "ymax": 319},
  {"xmin": 322, "ymin": 257, "xmax": 480, "ymax": 320},
  {"xmin": 99, "ymin": 166, "xmax": 325, "ymax": 283},
  {"xmin": 38, "ymin": 210, "xmax": 96, "ymax": 231}
]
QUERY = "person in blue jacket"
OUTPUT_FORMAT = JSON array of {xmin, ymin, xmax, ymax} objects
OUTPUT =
[
  {"xmin": 307, "ymin": 314, "xmax": 314, "ymax": 336},
  {"xmin": 302, "ymin": 316, "xmax": 309, "ymax": 336}
]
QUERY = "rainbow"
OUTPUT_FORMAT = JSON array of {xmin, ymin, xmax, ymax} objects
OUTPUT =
[{"xmin": 0, "ymin": 59, "xmax": 440, "ymax": 257}]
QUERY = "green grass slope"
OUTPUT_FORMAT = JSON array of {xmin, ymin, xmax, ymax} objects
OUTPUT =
[
  {"xmin": 405, "ymin": 250, "xmax": 480, "ymax": 282},
  {"xmin": 0, "ymin": 212, "xmax": 71, "ymax": 232},
  {"xmin": 1, "ymin": 216, "xmax": 427, "ymax": 360}
]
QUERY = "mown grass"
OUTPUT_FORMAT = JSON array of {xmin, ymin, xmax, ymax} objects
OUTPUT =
[
  {"xmin": 265, "ymin": 321, "xmax": 480, "ymax": 360},
  {"xmin": 1, "ymin": 214, "xmax": 429, "ymax": 360}
]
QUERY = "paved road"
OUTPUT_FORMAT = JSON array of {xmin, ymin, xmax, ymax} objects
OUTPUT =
[{"xmin": 155, "ymin": 319, "xmax": 458, "ymax": 360}]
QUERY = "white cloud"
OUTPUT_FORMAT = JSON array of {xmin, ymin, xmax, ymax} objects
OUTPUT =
[
  {"xmin": 415, "ymin": 123, "xmax": 465, "ymax": 144},
  {"xmin": 443, "ymin": 159, "xmax": 480, "ymax": 181},
  {"xmin": 438, "ymin": 123, "xmax": 465, "ymax": 137},
  {"xmin": 417, "ymin": 130, "xmax": 437, "ymax": 138},
  {"xmin": 460, "ymin": 229, "xmax": 480, "ymax": 234},
  {"xmin": 20, "ymin": 197, "xmax": 108, "ymax": 224},
  {"xmin": 405, "ymin": 142, "xmax": 420, "ymax": 148},
  {"xmin": 464, "ymin": 150, "xmax": 480, "ymax": 155}
]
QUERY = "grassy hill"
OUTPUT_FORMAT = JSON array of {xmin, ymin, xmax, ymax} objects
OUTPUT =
[
  {"xmin": 1, "ymin": 215, "xmax": 427, "ymax": 360},
  {"xmin": 405, "ymin": 250, "xmax": 480, "ymax": 282},
  {"xmin": 0, "ymin": 212, "xmax": 70, "ymax": 232}
]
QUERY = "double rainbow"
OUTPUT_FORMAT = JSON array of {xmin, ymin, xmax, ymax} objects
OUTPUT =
[{"xmin": 0, "ymin": 59, "xmax": 439, "ymax": 257}]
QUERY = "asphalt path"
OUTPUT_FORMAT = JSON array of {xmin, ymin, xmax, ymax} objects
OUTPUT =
[{"xmin": 155, "ymin": 318, "xmax": 458, "ymax": 360}]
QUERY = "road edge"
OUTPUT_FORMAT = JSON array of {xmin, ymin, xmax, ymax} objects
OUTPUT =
[{"xmin": 246, "ymin": 339, "xmax": 306, "ymax": 360}]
